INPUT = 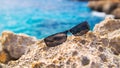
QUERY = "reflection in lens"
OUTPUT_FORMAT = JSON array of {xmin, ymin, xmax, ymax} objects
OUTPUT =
[
  {"xmin": 70, "ymin": 21, "xmax": 90, "ymax": 36},
  {"xmin": 44, "ymin": 32, "xmax": 67, "ymax": 47}
]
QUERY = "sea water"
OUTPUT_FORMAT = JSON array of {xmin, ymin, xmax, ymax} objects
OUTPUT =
[{"xmin": 0, "ymin": 0, "xmax": 104, "ymax": 39}]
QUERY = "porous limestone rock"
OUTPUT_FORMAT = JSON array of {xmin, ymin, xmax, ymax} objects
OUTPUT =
[
  {"xmin": 0, "ymin": 18, "xmax": 120, "ymax": 68},
  {"xmin": 0, "ymin": 31, "xmax": 37, "ymax": 63},
  {"xmin": 94, "ymin": 17, "xmax": 120, "ymax": 55},
  {"xmin": 94, "ymin": 17, "xmax": 120, "ymax": 36},
  {"xmin": 7, "ymin": 32, "xmax": 120, "ymax": 68}
]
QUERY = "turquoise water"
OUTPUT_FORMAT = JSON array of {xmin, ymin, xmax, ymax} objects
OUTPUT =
[{"xmin": 0, "ymin": 0, "xmax": 104, "ymax": 39}]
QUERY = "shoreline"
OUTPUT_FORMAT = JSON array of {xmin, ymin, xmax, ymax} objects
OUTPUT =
[{"xmin": 88, "ymin": 0, "xmax": 120, "ymax": 19}]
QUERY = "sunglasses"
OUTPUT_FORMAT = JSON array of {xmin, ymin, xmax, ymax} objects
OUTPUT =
[{"xmin": 44, "ymin": 21, "xmax": 90, "ymax": 47}]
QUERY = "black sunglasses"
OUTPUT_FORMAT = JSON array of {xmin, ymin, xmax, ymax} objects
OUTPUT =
[{"xmin": 44, "ymin": 21, "xmax": 90, "ymax": 47}]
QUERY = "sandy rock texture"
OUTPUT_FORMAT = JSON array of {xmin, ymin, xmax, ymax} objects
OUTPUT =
[
  {"xmin": 0, "ymin": 18, "xmax": 120, "ymax": 68},
  {"xmin": 88, "ymin": 0, "xmax": 120, "ymax": 19},
  {"xmin": 0, "ymin": 31, "xmax": 37, "ymax": 63}
]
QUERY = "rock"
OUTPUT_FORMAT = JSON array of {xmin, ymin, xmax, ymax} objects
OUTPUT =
[
  {"xmin": 31, "ymin": 62, "xmax": 46, "ymax": 68},
  {"xmin": 0, "ymin": 31, "xmax": 37, "ymax": 63},
  {"xmin": 88, "ymin": 0, "xmax": 120, "ymax": 18},
  {"xmin": 99, "ymin": 54, "xmax": 107, "ymax": 62},
  {"xmin": 90, "ymin": 62, "xmax": 102, "ymax": 68},
  {"xmin": 102, "ymin": 2, "xmax": 118, "ymax": 14},
  {"xmin": 0, "ymin": 51, "xmax": 10, "ymax": 63},
  {"xmin": 0, "ymin": 63, "xmax": 8, "ymax": 68},
  {"xmin": 88, "ymin": 1, "xmax": 105, "ymax": 12},
  {"xmin": 108, "ymin": 30, "xmax": 120, "ymax": 55},
  {"xmin": 112, "ymin": 8, "xmax": 120, "ymax": 19},
  {"xmin": 94, "ymin": 17, "xmax": 120, "ymax": 36},
  {"xmin": 94, "ymin": 17, "xmax": 120, "ymax": 55}
]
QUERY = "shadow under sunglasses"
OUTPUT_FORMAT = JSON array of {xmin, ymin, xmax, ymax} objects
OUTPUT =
[{"xmin": 44, "ymin": 21, "xmax": 90, "ymax": 47}]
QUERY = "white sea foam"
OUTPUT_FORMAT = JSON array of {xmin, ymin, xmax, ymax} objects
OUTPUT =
[
  {"xmin": 92, "ymin": 11, "xmax": 106, "ymax": 17},
  {"xmin": 92, "ymin": 11, "xmax": 114, "ymax": 18}
]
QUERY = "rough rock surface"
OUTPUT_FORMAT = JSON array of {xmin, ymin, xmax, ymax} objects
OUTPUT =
[
  {"xmin": 0, "ymin": 31, "xmax": 37, "ymax": 63},
  {"xmin": 0, "ymin": 18, "xmax": 120, "ymax": 68},
  {"xmin": 88, "ymin": 0, "xmax": 120, "ymax": 18},
  {"xmin": 94, "ymin": 17, "xmax": 120, "ymax": 55}
]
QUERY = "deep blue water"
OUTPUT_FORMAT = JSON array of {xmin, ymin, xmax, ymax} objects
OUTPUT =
[{"xmin": 0, "ymin": 0, "xmax": 104, "ymax": 39}]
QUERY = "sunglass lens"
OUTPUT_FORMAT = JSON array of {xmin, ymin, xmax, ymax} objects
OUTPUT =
[
  {"xmin": 70, "ymin": 21, "xmax": 90, "ymax": 36},
  {"xmin": 44, "ymin": 32, "xmax": 67, "ymax": 47}
]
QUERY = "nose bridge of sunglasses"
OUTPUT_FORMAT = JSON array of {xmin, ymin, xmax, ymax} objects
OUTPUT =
[
  {"xmin": 44, "ymin": 21, "xmax": 90, "ymax": 47},
  {"xmin": 66, "ymin": 30, "xmax": 73, "ymax": 36}
]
